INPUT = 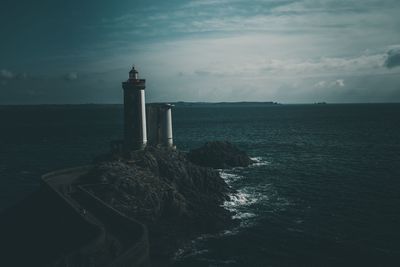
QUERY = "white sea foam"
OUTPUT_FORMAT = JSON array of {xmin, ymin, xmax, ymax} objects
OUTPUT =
[
  {"xmin": 175, "ymin": 185, "xmax": 274, "ymax": 262},
  {"xmin": 232, "ymin": 212, "xmax": 256, "ymax": 220},
  {"xmin": 223, "ymin": 190, "xmax": 258, "ymax": 211},
  {"xmin": 250, "ymin": 156, "xmax": 270, "ymax": 167},
  {"xmin": 222, "ymin": 187, "xmax": 267, "ymax": 230},
  {"xmin": 219, "ymin": 171, "xmax": 243, "ymax": 184},
  {"xmin": 175, "ymin": 156, "xmax": 292, "ymax": 264},
  {"xmin": 220, "ymin": 229, "xmax": 237, "ymax": 236}
]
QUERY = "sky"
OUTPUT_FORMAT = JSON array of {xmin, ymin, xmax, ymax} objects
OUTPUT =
[{"xmin": 1, "ymin": 0, "xmax": 400, "ymax": 104}]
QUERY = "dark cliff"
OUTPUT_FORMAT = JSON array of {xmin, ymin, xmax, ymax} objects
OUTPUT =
[
  {"xmin": 0, "ymin": 141, "xmax": 253, "ymax": 266},
  {"xmin": 80, "ymin": 143, "xmax": 250, "ymax": 263}
]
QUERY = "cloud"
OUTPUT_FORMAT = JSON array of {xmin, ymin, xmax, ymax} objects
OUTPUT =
[
  {"xmin": 1, "ymin": 70, "xmax": 81, "ymax": 83},
  {"xmin": 0, "ymin": 70, "xmax": 29, "ymax": 81},
  {"xmin": 2, "ymin": 0, "xmax": 400, "ymax": 104},
  {"xmin": 94, "ymin": 0, "xmax": 400, "ymax": 40},
  {"xmin": 314, "ymin": 81, "xmax": 327, "ymax": 87},
  {"xmin": 335, "ymin": 79, "xmax": 345, "ymax": 87},
  {"xmin": 64, "ymin": 72, "xmax": 78, "ymax": 81},
  {"xmin": 314, "ymin": 79, "xmax": 345, "ymax": 88},
  {"xmin": 0, "ymin": 69, "xmax": 15, "ymax": 79},
  {"xmin": 384, "ymin": 48, "xmax": 400, "ymax": 68}
]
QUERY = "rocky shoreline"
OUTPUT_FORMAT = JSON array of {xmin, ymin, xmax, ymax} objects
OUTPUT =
[
  {"xmin": 0, "ymin": 141, "xmax": 253, "ymax": 266},
  {"xmin": 81, "ymin": 141, "xmax": 254, "ymax": 264}
]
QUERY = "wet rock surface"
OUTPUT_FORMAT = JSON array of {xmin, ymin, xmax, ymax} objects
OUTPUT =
[
  {"xmin": 0, "ymin": 141, "xmax": 252, "ymax": 266},
  {"xmin": 80, "ymin": 143, "xmax": 250, "ymax": 263},
  {"xmin": 188, "ymin": 141, "xmax": 254, "ymax": 169}
]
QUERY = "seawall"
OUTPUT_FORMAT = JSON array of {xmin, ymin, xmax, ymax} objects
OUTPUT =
[{"xmin": 0, "ymin": 166, "xmax": 151, "ymax": 266}]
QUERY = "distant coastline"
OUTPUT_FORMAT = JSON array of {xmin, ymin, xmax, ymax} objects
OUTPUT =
[
  {"xmin": 0, "ymin": 102, "xmax": 281, "ymax": 108},
  {"xmin": 173, "ymin": 101, "xmax": 280, "ymax": 107},
  {"xmin": 2, "ymin": 102, "xmax": 400, "ymax": 107}
]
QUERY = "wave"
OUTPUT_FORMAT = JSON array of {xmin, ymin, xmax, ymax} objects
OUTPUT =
[
  {"xmin": 219, "ymin": 171, "xmax": 243, "ymax": 185},
  {"xmin": 223, "ymin": 190, "xmax": 259, "ymax": 210},
  {"xmin": 174, "ymin": 247, "xmax": 209, "ymax": 261},
  {"xmin": 232, "ymin": 212, "xmax": 256, "ymax": 220},
  {"xmin": 250, "ymin": 156, "xmax": 270, "ymax": 167},
  {"xmin": 173, "ymin": 227, "xmax": 242, "ymax": 262},
  {"xmin": 222, "ymin": 187, "xmax": 268, "ymax": 230},
  {"xmin": 175, "ymin": 163, "xmax": 290, "ymax": 263},
  {"xmin": 173, "ymin": 230, "xmax": 238, "ymax": 262}
]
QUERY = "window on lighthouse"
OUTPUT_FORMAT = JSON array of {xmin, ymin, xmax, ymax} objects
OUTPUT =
[{"xmin": 129, "ymin": 70, "xmax": 138, "ymax": 80}]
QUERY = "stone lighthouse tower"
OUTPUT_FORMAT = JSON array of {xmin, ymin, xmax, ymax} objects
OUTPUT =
[{"xmin": 122, "ymin": 66, "xmax": 147, "ymax": 150}]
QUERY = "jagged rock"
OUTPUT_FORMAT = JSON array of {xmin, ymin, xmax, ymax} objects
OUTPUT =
[
  {"xmin": 80, "ymin": 146, "xmax": 235, "ymax": 261},
  {"xmin": 1, "ymin": 141, "xmax": 251, "ymax": 265},
  {"xmin": 188, "ymin": 141, "xmax": 254, "ymax": 169}
]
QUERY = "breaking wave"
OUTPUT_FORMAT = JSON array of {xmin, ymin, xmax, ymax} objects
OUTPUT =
[
  {"xmin": 175, "ymin": 157, "xmax": 291, "ymax": 264},
  {"xmin": 223, "ymin": 190, "xmax": 259, "ymax": 210},
  {"xmin": 250, "ymin": 156, "xmax": 270, "ymax": 167},
  {"xmin": 222, "ymin": 187, "xmax": 268, "ymax": 229},
  {"xmin": 219, "ymin": 171, "xmax": 243, "ymax": 185}
]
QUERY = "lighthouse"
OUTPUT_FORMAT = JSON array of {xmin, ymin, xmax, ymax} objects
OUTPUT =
[{"xmin": 122, "ymin": 66, "xmax": 147, "ymax": 150}]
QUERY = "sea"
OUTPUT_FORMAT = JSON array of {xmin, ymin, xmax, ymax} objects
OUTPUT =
[{"xmin": 0, "ymin": 103, "xmax": 399, "ymax": 266}]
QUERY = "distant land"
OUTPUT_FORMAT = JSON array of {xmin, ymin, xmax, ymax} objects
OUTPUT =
[
  {"xmin": 0, "ymin": 102, "xmax": 281, "ymax": 107},
  {"xmin": 172, "ymin": 101, "xmax": 280, "ymax": 107},
  {"xmin": 3, "ymin": 102, "xmax": 400, "ymax": 107}
]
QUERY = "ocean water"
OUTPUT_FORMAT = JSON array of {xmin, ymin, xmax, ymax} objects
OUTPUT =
[{"xmin": 1, "ymin": 104, "xmax": 400, "ymax": 266}]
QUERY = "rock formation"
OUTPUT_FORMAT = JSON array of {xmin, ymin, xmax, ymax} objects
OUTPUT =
[
  {"xmin": 0, "ymin": 141, "xmax": 253, "ymax": 266},
  {"xmin": 80, "ymin": 141, "xmax": 253, "ymax": 263}
]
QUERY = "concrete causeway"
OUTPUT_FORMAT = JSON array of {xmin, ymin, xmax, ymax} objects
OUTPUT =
[{"xmin": 38, "ymin": 166, "xmax": 151, "ymax": 266}]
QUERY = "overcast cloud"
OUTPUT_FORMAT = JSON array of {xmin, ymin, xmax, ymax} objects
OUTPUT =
[
  {"xmin": 385, "ymin": 48, "xmax": 400, "ymax": 69},
  {"xmin": 0, "ymin": 0, "xmax": 399, "ymax": 104}
]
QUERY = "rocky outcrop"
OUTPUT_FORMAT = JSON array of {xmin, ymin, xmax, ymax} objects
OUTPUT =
[
  {"xmin": 188, "ymin": 141, "xmax": 254, "ymax": 169},
  {"xmin": 0, "ymin": 141, "xmax": 253, "ymax": 266},
  {"xmin": 79, "ymin": 146, "xmax": 235, "ymax": 263}
]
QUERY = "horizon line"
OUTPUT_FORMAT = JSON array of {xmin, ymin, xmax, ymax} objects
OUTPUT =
[{"xmin": 1, "ymin": 101, "xmax": 400, "ymax": 106}]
